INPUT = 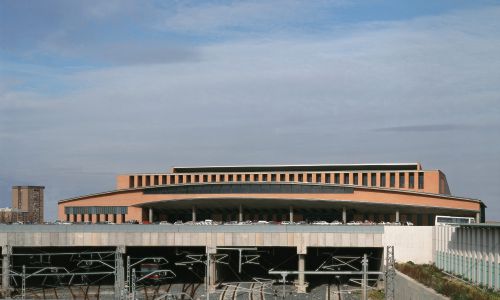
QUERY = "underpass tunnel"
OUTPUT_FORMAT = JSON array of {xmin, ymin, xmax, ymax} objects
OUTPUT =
[
  {"xmin": 306, "ymin": 247, "xmax": 384, "ymax": 289},
  {"xmin": 215, "ymin": 247, "xmax": 298, "ymax": 284},
  {"xmin": 125, "ymin": 246, "xmax": 206, "ymax": 285},
  {"xmin": 10, "ymin": 246, "xmax": 117, "ymax": 289}
]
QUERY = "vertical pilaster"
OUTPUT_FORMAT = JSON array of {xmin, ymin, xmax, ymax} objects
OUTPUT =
[
  {"xmin": 289, "ymin": 206, "xmax": 294, "ymax": 223},
  {"xmin": 342, "ymin": 207, "xmax": 347, "ymax": 224},
  {"xmin": 395, "ymin": 210, "xmax": 400, "ymax": 223},
  {"xmin": 148, "ymin": 208, "xmax": 153, "ymax": 223},
  {"xmin": 192, "ymin": 206, "xmax": 197, "ymax": 223},
  {"xmin": 239, "ymin": 204, "xmax": 243, "ymax": 222}
]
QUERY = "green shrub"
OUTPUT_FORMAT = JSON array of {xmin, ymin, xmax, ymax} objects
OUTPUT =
[{"xmin": 396, "ymin": 262, "xmax": 500, "ymax": 300}]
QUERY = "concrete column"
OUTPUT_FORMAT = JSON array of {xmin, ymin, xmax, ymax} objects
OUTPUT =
[
  {"xmin": 206, "ymin": 247, "xmax": 217, "ymax": 290},
  {"xmin": 476, "ymin": 212, "xmax": 481, "ymax": 223},
  {"xmin": 289, "ymin": 206, "xmax": 294, "ymax": 222},
  {"xmin": 395, "ymin": 210, "xmax": 400, "ymax": 223},
  {"xmin": 2, "ymin": 245, "xmax": 11, "ymax": 297},
  {"xmin": 239, "ymin": 204, "xmax": 243, "ymax": 222},
  {"xmin": 148, "ymin": 208, "xmax": 153, "ymax": 223},
  {"xmin": 342, "ymin": 207, "xmax": 347, "ymax": 224},
  {"xmin": 296, "ymin": 254, "xmax": 308, "ymax": 293},
  {"xmin": 192, "ymin": 206, "xmax": 197, "ymax": 223}
]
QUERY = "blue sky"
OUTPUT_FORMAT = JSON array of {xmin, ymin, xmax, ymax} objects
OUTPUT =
[{"xmin": 1, "ymin": 0, "xmax": 500, "ymax": 220}]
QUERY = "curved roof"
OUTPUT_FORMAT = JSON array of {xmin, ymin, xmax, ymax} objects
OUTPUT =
[{"xmin": 58, "ymin": 182, "xmax": 482, "ymax": 205}]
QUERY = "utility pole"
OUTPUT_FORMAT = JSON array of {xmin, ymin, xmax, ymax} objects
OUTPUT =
[{"xmin": 362, "ymin": 253, "xmax": 368, "ymax": 300}]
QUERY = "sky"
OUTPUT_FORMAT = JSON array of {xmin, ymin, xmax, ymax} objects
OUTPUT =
[{"xmin": 1, "ymin": 0, "xmax": 499, "ymax": 221}]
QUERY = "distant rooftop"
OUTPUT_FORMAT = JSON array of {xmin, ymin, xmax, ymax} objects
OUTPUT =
[{"xmin": 172, "ymin": 163, "xmax": 422, "ymax": 173}]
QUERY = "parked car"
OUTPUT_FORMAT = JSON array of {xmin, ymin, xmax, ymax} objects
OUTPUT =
[
  {"xmin": 159, "ymin": 221, "xmax": 172, "ymax": 225},
  {"xmin": 312, "ymin": 221, "xmax": 329, "ymax": 225}
]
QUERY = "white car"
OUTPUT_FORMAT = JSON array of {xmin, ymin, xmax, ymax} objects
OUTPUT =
[
  {"xmin": 281, "ymin": 221, "xmax": 292, "ymax": 225},
  {"xmin": 159, "ymin": 221, "xmax": 172, "ymax": 225},
  {"xmin": 330, "ymin": 221, "xmax": 342, "ymax": 225},
  {"xmin": 256, "ymin": 220, "xmax": 269, "ymax": 224},
  {"xmin": 312, "ymin": 221, "xmax": 329, "ymax": 225}
]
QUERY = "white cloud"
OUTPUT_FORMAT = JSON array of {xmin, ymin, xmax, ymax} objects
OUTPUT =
[{"xmin": 1, "ymin": 4, "xmax": 500, "ymax": 219}]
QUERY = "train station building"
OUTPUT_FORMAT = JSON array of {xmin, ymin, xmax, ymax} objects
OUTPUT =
[{"xmin": 57, "ymin": 163, "xmax": 485, "ymax": 225}]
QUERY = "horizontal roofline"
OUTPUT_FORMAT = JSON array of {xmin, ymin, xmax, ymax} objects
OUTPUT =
[{"xmin": 172, "ymin": 163, "xmax": 422, "ymax": 173}]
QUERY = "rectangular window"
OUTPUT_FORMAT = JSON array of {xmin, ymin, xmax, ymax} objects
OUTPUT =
[
  {"xmin": 194, "ymin": 175, "xmax": 199, "ymax": 183},
  {"xmin": 211, "ymin": 174, "xmax": 216, "ymax": 182},
  {"xmin": 271, "ymin": 174, "xmax": 276, "ymax": 182},
  {"xmin": 409, "ymin": 173, "xmax": 415, "ymax": 188},
  {"xmin": 219, "ymin": 175, "xmax": 225, "ymax": 182},
  {"xmin": 202, "ymin": 175, "xmax": 208, "ymax": 182},
  {"xmin": 280, "ymin": 174, "xmax": 286, "ymax": 181},
  {"xmin": 186, "ymin": 175, "xmax": 191, "ymax": 183},
  {"xmin": 162, "ymin": 175, "xmax": 167, "ymax": 184},
  {"xmin": 399, "ymin": 173, "xmax": 405, "ymax": 188},
  {"xmin": 390, "ymin": 173, "xmax": 395, "ymax": 187},
  {"xmin": 245, "ymin": 174, "xmax": 250, "ymax": 181},
  {"xmin": 353, "ymin": 173, "xmax": 359, "ymax": 185},
  {"xmin": 371, "ymin": 173, "xmax": 377, "ymax": 186},
  {"xmin": 228, "ymin": 174, "xmax": 233, "ymax": 181},
  {"xmin": 289, "ymin": 174, "xmax": 295, "ymax": 181},
  {"xmin": 325, "ymin": 173, "xmax": 331, "ymax": 183},
  {"xmin": 178, "ymin": 175, "xmax": 184, "ymax": 184},
  {"xmin": 418, "ymin": 172, "xmax": 424, "ymax": 189},
  {"xmin": 253, "ymin": 174, "xmax": 259, "ymax": 181},
  {"xmin": 343, "ymin": 173, "xmax": 349, "ymax": 184},
  {"xmin": 88, "ymin": 214, "xmax": 93, "ymax": 222},
  {"xmin": 170, "ymin": 175, "xmax": 175, "ymax": 184},
  {"xmin": 298, "ymin": 174, "xmax": 303, "ymax": 182},
  {"xmin": 307, "ymin": 173, "xmax": 312, "ymax": 182},
  {"xmin": 262, "ymin": 174, "xmax": 268, "ymax": 181},
  {"xmin": 362, "ymin": 173, "xmax": 368, "ymax": 186},
  {"xmin": 316, "ymin": 173, "xmax": 321, "ymax": 183},
  {"xmin": 380, "ymin": 173, "xmax": 386, "ymax": 187},
  {"xmin": 236, "ymin": 174, "xmax": 242, "ymax": 182},
  {"xmin": 138, "ymin": 176, "xmax": 143, "ymax": 187},
  {"xmin": 129, "ymin": 176, "xmax": 134, "ymax": 188},
  {"xmin": 96, "ymin": 214, "xmax": 100, "ymax": 223},
  {"xmin": 146, "ymin": 176, "xmax": 151, "ymax": 186},
  {"xmin": 334, "ymin": 173, "xmax": 340, "ymax": 184},
  {"xmin": 121, "ymin": 214, "xmax": 125, "ymax": 223},
  {"xmin": 154, "ymin": 175, "xmax": 159, "ymax": 185}
]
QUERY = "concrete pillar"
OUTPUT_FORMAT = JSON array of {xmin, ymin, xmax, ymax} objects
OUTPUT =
[
  {"xmin": 296, "ymin": 254, "xmax": 308, "ymax": 293},
  {"xmin": 489, "ymin": 228, "xmax": 494, "ymax": 288},
  {"xmin": 495, "ymin": 229, "xmax": 500, "ymax": 290},
  {"xmin": 476, "ymin": 212, "xmax": 481, "ymax": 224},
  {"xmin": 395, "ymin": 210, "xmax": 400, "ymax": 223},
  {"xmin": 2, "ymin": 245, "xmax": 11, "ymax": 297},
  {"xmin": 192, "ymin": 206, "xmax": 197, "ymax": 222},
  {"xmin": 342, "ymin": 207, "xmax": 347, "ymax": 224},
  {"xmin": 289, "ymin": 206, "xmax": 294, "ymax": 223},
  {"xmin": 239, "ymin": 204, "xmax": 243, "ymax": 222},
  {"xmin": 206, "ymin": 247, "xmax": 217, "ymax": 290},
  {"xmin": 148, "ymin": 208, "xmax": 153, "ymax": 223}
]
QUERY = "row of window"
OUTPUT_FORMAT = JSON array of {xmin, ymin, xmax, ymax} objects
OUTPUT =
[
  {"xmin": 129, "ymin": 172, "xmax": 425, "ymax": 190},
  {"xmin": 66, "ymin": 213, "xmax": 126, "ymax": 223}
]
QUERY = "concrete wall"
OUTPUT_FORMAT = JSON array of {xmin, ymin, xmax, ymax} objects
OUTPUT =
[
  {"xmin": 383, "ymin": 226, "xmax": 434, "ymax": 264},
  {"xmin": 0, "ymin": 225, "xmax": 384, "ymax": 251},
  {"xmin": 395, "ymin": 270, "xmax": 449, "ymax": 300}
]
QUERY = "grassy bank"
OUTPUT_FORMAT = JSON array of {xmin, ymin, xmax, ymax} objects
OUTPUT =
[{"xmin": 396, "ymin": 262, "xmax": 500, "ymax": 300}]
